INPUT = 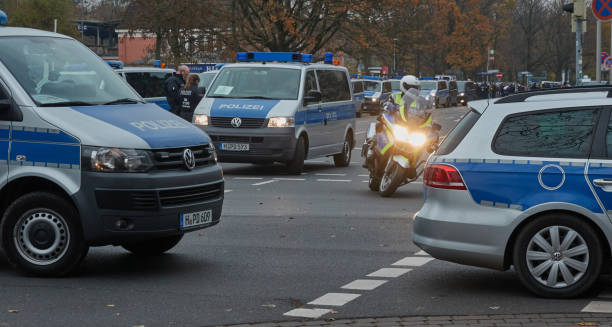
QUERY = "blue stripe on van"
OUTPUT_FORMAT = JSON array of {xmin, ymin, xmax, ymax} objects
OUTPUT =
[
  {"xmin": 0, "ymin": 141, "xmax": 7, "ymax": 160},
  {"xmin": 210, "ymin": 99, "xmax": 280, "ymax": 118},
  {"xmin": 148, "ymin": 99, "xmax": 170, "ymax": 110},
  {"xmin": 11, "ymin": 141, "xmax": 80, "ymax": 167},
  {"xmin": 0, "ymin": 125, "xmax": 8, "ymax": 140},
  {"xmin": 295, "ymin": 104, "xmax": 356, "ymax": 125},
  {"xmin": 11, "ymin": 126, "xmax": 80, "ymax": 144}
]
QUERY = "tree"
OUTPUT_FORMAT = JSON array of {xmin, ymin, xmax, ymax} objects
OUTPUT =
[
  {"xmin": 228, "ymin": 0, "xmax": 351, "ymax": 53},
  {"xmin": 3, "ymin": 0, "xmax": 77, "ymax": 36}
]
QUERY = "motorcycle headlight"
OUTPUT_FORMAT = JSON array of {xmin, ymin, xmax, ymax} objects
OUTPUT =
[
  {"xmin": 268, "ymin": 117, "xmax": 295, "ymax": 128},
  {"xmin": 194, "ymin": 114, "xmax": 209, "ymax": 126},
  {"xmin": 393, "ymin": 125, "xmax": 411, "ymax": 141},
  {"xmin": 81, "ymin": 146, "xmax": 154, "ymax": 173},
  {"xmin": 393, "ymin": 126, "xmax": 427, "ymax": 147},
  {"xmin": 407, "ymin": 132, "xmax": 427, "ymax": 147}
]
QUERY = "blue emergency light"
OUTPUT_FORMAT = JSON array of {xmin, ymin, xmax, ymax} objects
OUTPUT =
[
  {"xmin": 420, "ymin": 77, "xmax": 434, "ymax": 80},
  {"xmin": 236, "ymin": 52, "xmax": 312, "ymax": 63},
  {"xmin": 324, "ymin": 52, "xmax": 333, "ymax": 64},
  {"xmin": 106, "ymin": 60, "xmax": 124, "ymax": 69},
  {"xmin": 0, "ymin": 10, "xmax": 7, "ymax": 25},
  {"xmin": 361, "ymin": 76, "xmax": 383, "ymax": 81},
  {"xmin": 153, "ymin": 60, "xmax": 162, "ymax": 68}
]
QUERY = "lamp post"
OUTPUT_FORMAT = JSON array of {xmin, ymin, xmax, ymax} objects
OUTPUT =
[{"xmin": 393, "ymin": 38, "xmax": 398, "ymax": 75}]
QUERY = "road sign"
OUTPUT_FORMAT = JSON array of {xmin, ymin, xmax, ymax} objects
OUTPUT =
[
  {"xmin": 605, "ymin": 57, "xmax": 612, "ymax": 70},
  {"xmin": 593, "ymin": 0, "xmax": 612, "ymax": 21},
  {"xmin": 603, "ymin": 52, "xmax": 610, "ymax": 64},
  {"xmin": 496, "ymin": 72, "xmax": 503, "ymax": 79}
]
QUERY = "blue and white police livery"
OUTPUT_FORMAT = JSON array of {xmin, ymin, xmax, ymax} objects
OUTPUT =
[
  {"xmin": 414, "ymin": 88, "xmax": 612, "ymax": 298},
  {"xmin": 116, "ymin": 67, "xmax": 175, "ymax": 110},
  {"xmin": 419, "ymin": 79, "xmax": 449, "ymax": 108},
  {"xmin": 361, "ymin": 77, "xmax": 392, "ymax": 114},
  {"xmin": 0, "ymin": 24, "xmax": 223, "ymax": 276},
  {"xmin": 193, "ymin": 52, "xmax": 356, "ymax": 174}
]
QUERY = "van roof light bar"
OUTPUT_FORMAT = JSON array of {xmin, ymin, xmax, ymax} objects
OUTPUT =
[{"xmin": 236, "ymin": 52, "xmax": 313, "ymax": 63}]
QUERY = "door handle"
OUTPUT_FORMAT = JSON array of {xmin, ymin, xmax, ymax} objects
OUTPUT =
[{"xmin": 593, "ymin": 179, "xmax": 612, "ymax": 188}]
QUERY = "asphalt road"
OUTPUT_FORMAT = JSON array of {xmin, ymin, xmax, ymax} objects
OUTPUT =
[{"xmin": 0, "ymin": 106, "xmax": 610, "ymax": 327}]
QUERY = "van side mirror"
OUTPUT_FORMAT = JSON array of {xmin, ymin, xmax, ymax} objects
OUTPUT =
[
  {"xmin": 304, "ymin": 90, "xmax": 321, "ymax": 105},
  {"xmin": 197, "ymin": 86, "xmax": 206, "ymax": 97},
  {"xmin": 0, "ymin": 100, "xmax": 9, "ymax": 112}
]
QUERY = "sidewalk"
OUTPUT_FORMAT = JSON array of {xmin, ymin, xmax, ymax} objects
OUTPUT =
[{"xmin": 222, "ymin": 313, "xmax": 612, "ymax": 327}]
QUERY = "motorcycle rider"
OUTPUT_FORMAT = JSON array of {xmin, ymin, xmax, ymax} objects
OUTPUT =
[{"xmin": 385, "ymin": 75, "xmax": 432, "ymax": 128}]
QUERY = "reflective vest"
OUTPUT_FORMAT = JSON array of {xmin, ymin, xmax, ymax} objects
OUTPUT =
[{"xmin": 394, "ymin": 93, "xmax": 432, "ymax": 128}]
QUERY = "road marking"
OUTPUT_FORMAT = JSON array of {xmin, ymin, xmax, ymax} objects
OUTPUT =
[
  {"xmin": 582, "ymin": 301, "xmax": 612, "ymax": 313},
  {"xmin": 392, "ymin": 257, "xmax": 435, "ymax": 267},
  {"xmin": 341, "ymin": 279, "xmax": 387, "ymax": 291},
  {"xmin": 315, "ymin": 173, "xmax": 346, "ymax": 176},
  {"xmin": 362, "ymin": 180, "xmax": 368, "ymax": 183},
  {"xmin": 415, "ymin": 250, "xmax": 430, "ymax": 256},
  {"xmin": 356, "ymin": 131, "xmax": 367, "ymax": 135},
  {"xmin": 317, "ymin": 179, "xmax": 352, "ymax": 182},
  {"xmin": 283, "ymin": 308, "xmax": 331, "ymax": 318},
  {"xmin": 224, "ymin": 189, "xmax": 232, "ymax": 193},
  {"xmin": 252, "ymin": 180, "xmax": 278, "ymax": 186},
  {"xmin": 234, "ymin": 177, "xmax": 263, "ymax": 180},
  {"xmin": 308, "ymin": 293, "xmax": 361, "ymax": 306},
  {"xmin": 367, "ymin": 268, "xmax": 412, "ymax": 278},
  {"xmin": 273, "ymin": 177, "xmax": 306, "ymax": 181},
  {"xmin": 307, "ymin": 160, "xmax": 328, "ymax": 163},
  {"xmin": 358, "ymin": 174, "xmax": 369, "ymax": 177}
]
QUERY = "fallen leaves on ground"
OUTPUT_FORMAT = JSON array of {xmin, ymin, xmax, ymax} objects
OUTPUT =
[{"xmin": 7, "ymin": 310, "xmax": 18, "ymax": 313}]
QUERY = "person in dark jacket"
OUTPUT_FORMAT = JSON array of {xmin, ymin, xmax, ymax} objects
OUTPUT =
[
  {"xmin": 165, "ymin": 65, "xmax": 190, "ymax": 116},
  {"xmin": 179, "ymin": 74, "xmax": 203, "ymax": 122}
]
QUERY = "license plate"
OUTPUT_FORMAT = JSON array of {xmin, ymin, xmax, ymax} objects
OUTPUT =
[
  {"xmin": 220, "ymin": 143, "xmax": 249, "ymax": 151},
  {"xmin": 180, "ymin": 210, "xmax": 212, "ymax": 229}
]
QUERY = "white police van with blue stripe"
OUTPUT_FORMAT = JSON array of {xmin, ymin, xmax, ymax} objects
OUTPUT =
[
  {"xmin": 193, "ymin": 52, "xmax": 356, "ymax": 174},
  {"xmin": 0, "ymin": 17, "xmax": 223, "ymax": 276},
  {"xmin": 414, "ymin": 87, "xmax": 612, "ymax": 298}
]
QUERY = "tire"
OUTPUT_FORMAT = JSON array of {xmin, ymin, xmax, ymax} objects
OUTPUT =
[
  {"xmin": 379, "ymin": 162, "xmax": 405, "ymax": 197},
  {"xmin": 512, "ymin": 213, "xmax": 603, "ymax": 298},
  {"xmin": 122, "ymin": 235, "xmax": 184, "ymax": 256},
  {"xmin": 368, "ymin": 172, "xmax": 381, "ymax": 192},
  {"xmin": 286, "ymin": 136, "xmax": 306, "ymax": 175},
  {"xmin": 435, "ymin": 99, "xmax": 440, "ymax": 109},
  {"xmin": 333, "ymin": 133, "xmax": 352, "ymax": 167},
  {"xmin": 1, "ymin": 192, "xmax": 89, "ymax": 277}
]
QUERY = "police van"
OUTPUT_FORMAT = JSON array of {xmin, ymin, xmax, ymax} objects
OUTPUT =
[
  {"xmin": 116, "ymin": 67, "xmax": 175, "ymax": 110},
  {"xmin": 193, "ymin": 52, "xmax": 356, "ymax": 174},
  {"xmin": 0, "ymin": 21, "xmax": 224, "ymax": 276}
]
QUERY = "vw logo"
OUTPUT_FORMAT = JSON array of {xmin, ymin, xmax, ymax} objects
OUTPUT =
[
  {"xmin": 230, "ymin": 117, "xmax": 242, "ymax": 128},
  {"xmin": 183, "ymin": 148, "xmax": 196, "ymax": 170}
]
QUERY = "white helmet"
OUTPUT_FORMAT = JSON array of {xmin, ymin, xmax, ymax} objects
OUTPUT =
[{"xmin": 400, "ymin": 75, "xmax": 420, "ymax": 93}]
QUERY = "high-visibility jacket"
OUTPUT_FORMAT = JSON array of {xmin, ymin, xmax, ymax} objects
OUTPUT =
[{"xmin": 394, "ymin": 92, "xmax": 432, "ymax": 128}]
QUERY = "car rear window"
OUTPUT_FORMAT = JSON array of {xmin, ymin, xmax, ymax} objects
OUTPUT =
[
  {"xmin": 436, "ymin": 110, "xmax": 481, "ymax": 155},
  {"xmin": 493, "ymin": 109, "xmax": 598, "ymax": 158}
]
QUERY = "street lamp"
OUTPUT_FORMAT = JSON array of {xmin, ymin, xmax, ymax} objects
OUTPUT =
[{"xmin": 393, "ymin": 38, "xmax": 398, "ymax": 75}]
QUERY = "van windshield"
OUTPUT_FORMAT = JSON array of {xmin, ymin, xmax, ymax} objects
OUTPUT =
[
  {"xmin": 208, "ymin": 67, "xmax": 301, "ymax": 100},
  {"xmin": 0, "ymin": 36, "xmax": 140, "ymax": 106},
  {"xmin": 420, "ymin": 81, "xmax": 438, "ymax": 90},
  {"xmin": 363, "ymin": 81, "xmax": 381, "ymax": 92}
]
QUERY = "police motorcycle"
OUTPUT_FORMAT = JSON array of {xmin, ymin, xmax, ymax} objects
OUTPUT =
[{"xmin": 361, "ymin": 76, "xmax": 441, "ymax": 197}]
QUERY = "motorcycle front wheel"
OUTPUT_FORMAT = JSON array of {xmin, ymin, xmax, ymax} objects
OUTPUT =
[{"xmin": 379, "ymin": 162, "xmax": 405, "ymax": 197}]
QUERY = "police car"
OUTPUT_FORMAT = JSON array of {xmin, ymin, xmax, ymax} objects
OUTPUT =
[
  {"xmin": 116, "ymin": 67, "xmax": 175, "ymax": 110},
  {"xmin": 419, "ymin": 79, "xmax": 449, "ymax": 108},
  {"xmin": 362, "ymin": 77, "xmax": 392, "ymax": 114},
  {"xmin": 193, "ymin": 52, "xmax": 356, "ymax": 174},
  {"xmin": 0, "ymin": 20, "xmax": 223, "ymax": 276},
  {"xmin": 414, "ymin": 87, "xmax": 612, "ymax": 298}
]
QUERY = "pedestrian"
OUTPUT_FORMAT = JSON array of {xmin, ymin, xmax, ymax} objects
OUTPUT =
[
  {"xmin": 165, "ymin": 65, "xmax": 190, "ymax": 116},
  {"xmin": 179, "ymin": 74, "xmax": 203, "ymax": 122}
]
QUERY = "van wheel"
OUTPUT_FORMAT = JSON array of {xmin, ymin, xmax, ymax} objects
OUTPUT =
[
  {"xmin": 1, "ymin": 192, "xmax": 88, "ymax": 277},
  {"xmin": 286, "ymin": 136, "xmax": 306, "ymax": 175},
  {"xmin": 122, "ymin": 235, "xmax": 184, "ymax": 255},
  {"xmin": 333, "ymin": 133, "xmax": 352, "ymax": 167},
  {"xmin": 512, "ymin": 213, "xmax": 603, "ymax": 298}
]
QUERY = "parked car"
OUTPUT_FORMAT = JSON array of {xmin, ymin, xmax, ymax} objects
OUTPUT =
[
  {"xmin": 351, "ymin": 79, "xmax": 366, "ymax": 117},
  {"xmin": 457, "ymin": 81, "xmax": 477, "ymax": 106},
  {"xmin": 414, "ymin": 87, "xmax": 612, "ymax": 298},
  {"xmin": 420, "ymin": 80, "xmax": 449, "ymax": 108},
  {"xmin": 116, "ymin": 67, "xmax": 174, "ymax": 110}
]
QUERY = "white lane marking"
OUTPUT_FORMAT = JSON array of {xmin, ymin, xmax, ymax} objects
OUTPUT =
[
  {"xmin": 273, "ymin": 177, "xmax": 306, "ymax": 181},
  {"xmin": 252, "ymin": 180, "xmax": 278, "ymax": 186},
  {"xmin": 341, "ymin": 279, "xmax": 387, "ymax": 291},
  {"xmin": 392, "ymin": 257, "xmax": 435, "ymax": 267},
  {"xmin": 307, "ymin": 160, "xmax": 328, "ymax": 163},
  {"xmin": 356, "ymin": 131, "xmax": 367, "ymax": 135},
  {"xmin": 361, "ymin": 180, "xmax": 368, "ymax": 183},
  {"xmin": 283, "ymin": 308, "xmax": 331, "ymax": 318},
  {"xmin": 317, "ymin": 179, "xmax": 352, "ymax": 182},
  {"xmin": 358, "ymin": 174, "xmax": 369, "ymax": 177},
  {"xmin": 308, "ymin": 293, "xmax": 361, "ymax": 306},
  {"xmin": 315, "ymin": 173, "xmax": 346, "ymax": 176},
  {"xmin": 582, "ymin": 301, "xmax": 612, "ymax": 313},
  {"xmin": 367, "ymin": 268, "xmax": 412, "ymax": 278},
  {"xmin": 415, "ymin": 250, "xmax": 430, "ymax": 256},
  {"xmin": 412, "ymin": 181, "xmax": 423, "ymax": 184},
  {"xmin": 234, "ymin": 177, "xmax": 263, "ymax": 180},
  {"xmin": 224, "ymin": 189, "xmax": 232, "ymax": 193}
]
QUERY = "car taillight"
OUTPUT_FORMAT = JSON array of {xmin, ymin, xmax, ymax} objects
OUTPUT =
[{"xmin": 424, "ymin": 164, "xmax": 466, "ymax": 190}]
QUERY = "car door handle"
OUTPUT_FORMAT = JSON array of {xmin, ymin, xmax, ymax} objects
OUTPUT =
[{"xmin": 593, "ymin": 179, "xmax": 612, "ymax": 188}]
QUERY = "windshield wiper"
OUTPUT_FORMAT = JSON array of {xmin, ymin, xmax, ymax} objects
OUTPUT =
[
  {"xmin": 104, "ymin": 98, "xmax": 143, "ymax": 105},
  {"xmin": 238, "ymin": 96, "xmax": 275, "ymax": 100},
  {"xmin": 39, "ymin": 101, "xmax": 96, "ymax": 107}
]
